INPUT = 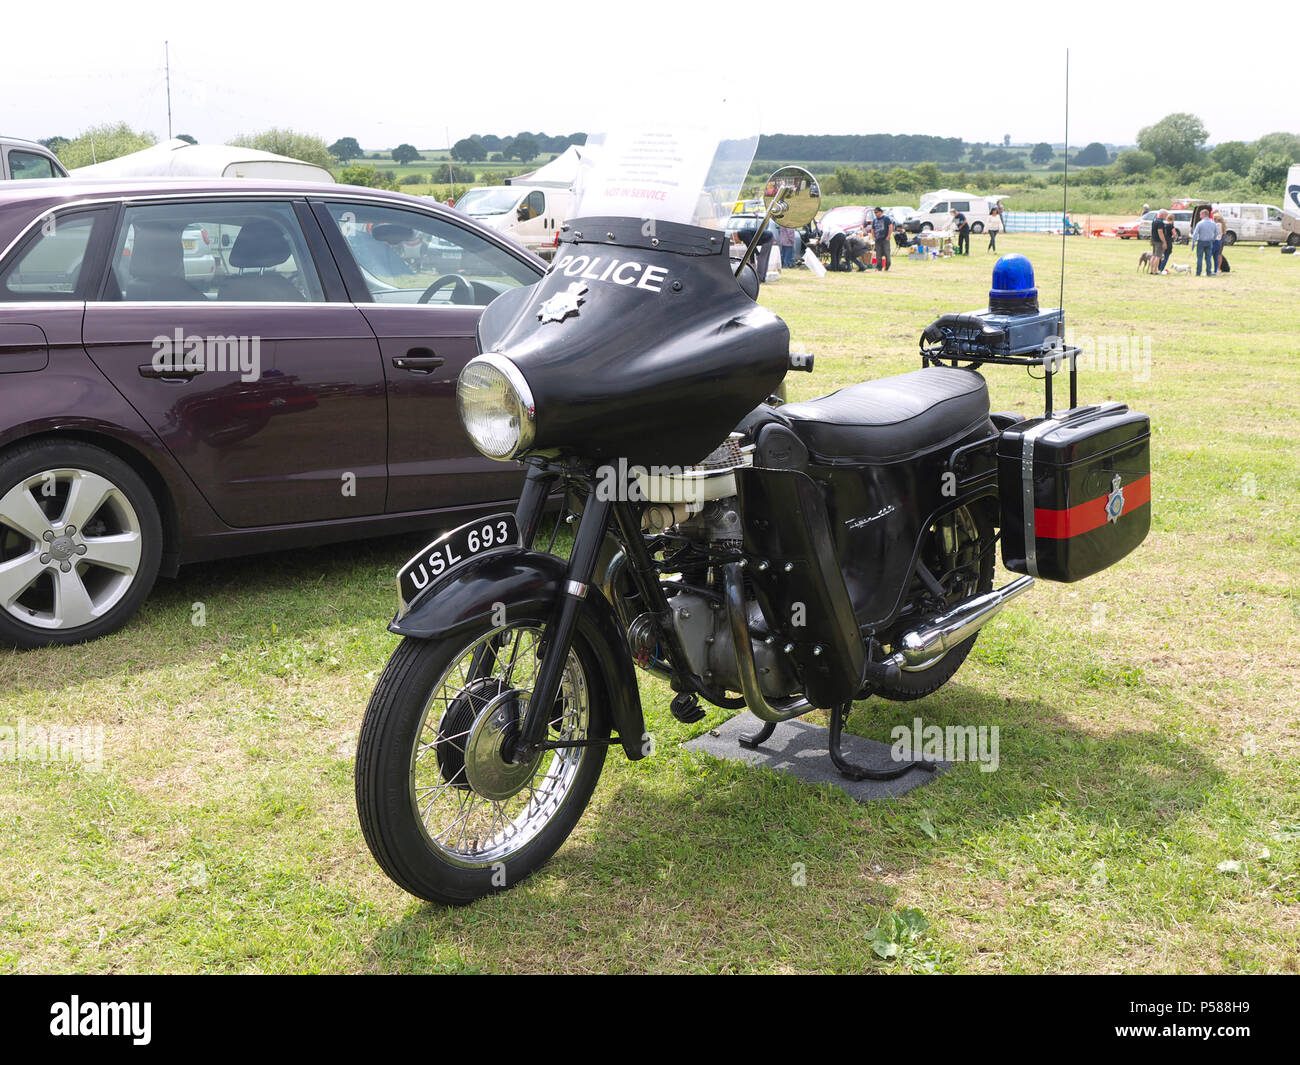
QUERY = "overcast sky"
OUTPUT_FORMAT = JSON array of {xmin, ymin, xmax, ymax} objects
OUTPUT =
[{"xmin": 5, "ymin": 0, "xmax": 1290, "ymax": 151}]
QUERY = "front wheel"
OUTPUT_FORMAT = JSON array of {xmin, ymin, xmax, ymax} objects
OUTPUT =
[
  {"xmin": 971, "ymin": 221, "xmax": 985, "ymax": 234},
  {"xmin": 355, "ymin": 618, "xmax": 609, "ymax": 905}
]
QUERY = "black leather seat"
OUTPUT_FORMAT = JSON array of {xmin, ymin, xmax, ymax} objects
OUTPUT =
[
  {"xmin": 775, "ymin": 367, "xmax": 990, "ymax": 463},
  {"xmin": 217, "ymin": 221, "xmax": 306, "ymax": 302}
]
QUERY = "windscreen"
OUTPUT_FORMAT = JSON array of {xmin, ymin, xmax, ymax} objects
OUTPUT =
[{"xmin": 572, "ymin": 119, "xmax": 759, "ymax": 229}]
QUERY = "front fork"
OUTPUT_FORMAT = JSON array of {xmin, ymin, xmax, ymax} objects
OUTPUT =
[{"xmin": 507, "ymin": 462, "xmax": 613, "ymax": 761}]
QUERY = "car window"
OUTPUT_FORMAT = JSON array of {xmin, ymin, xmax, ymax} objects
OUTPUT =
[
  {"xmin": 0, "ymin": 211, "xmax": 99, "ymax": 300},
  {"xmin": 1267, "ymin": 206, "xmax": 1282, "ymax": 221},
  {"xmin": 951, "ymin": 201, "xmax": 970, "ymax": 212},
  {"xmin": 108, "ymin": 201, "xmax": 323, "ymax": 302},
  {"xmin": 7, "ymin": 149, "xmax": 59, "ymax": 180},
  {"xmin": 324, "ymin": 202, "xmax": 537, "ymax": 305},
  {"xmin": 525, "ymin": 190, "xmax": 544, "ymax": 218},
  {"xmin": 930, "ymin": 202, "xmax": 948, "ymax": 214}
]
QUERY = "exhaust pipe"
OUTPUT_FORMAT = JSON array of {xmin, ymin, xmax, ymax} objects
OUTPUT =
[{"xmin": 898, "ymin": 575, "xmax": 1034, "ymax": 666}]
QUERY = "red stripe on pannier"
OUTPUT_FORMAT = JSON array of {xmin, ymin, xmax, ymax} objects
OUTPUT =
[{"xmin": 1034, "ymin": 474, "xmax": 1151, "ymax": 539}]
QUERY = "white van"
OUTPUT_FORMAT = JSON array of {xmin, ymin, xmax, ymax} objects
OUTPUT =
[
  {"xmin": 914, "ymin": 189, "xmax": 996, "ymax": 233},
  {"xmin": 1213, "ymin": 202, "xmax": 1288, "ymax": 245},
  {"xmin": 451, "ymin": 185, "xmax": 572, "ymax": 259},
  {"xmin": 1281, "ymin": 165, "xmax": 1300, "ymax": 247}
]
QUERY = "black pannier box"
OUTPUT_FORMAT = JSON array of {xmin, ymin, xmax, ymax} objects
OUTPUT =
[{"xmin": 998, "ymin": 402, "xmax": 1151, "ymax": 582}]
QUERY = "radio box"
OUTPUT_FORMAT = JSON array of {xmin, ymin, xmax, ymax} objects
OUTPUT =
[
  {"xmin": 998, "ymin": 402, "xmax": 1151, "ymax": 582},
  {"xmin": 974, "ymin": 307, "xmax": 1063, "ymax": 357}
]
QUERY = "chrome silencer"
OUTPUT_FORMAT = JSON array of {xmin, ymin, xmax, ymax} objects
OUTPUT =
[{"xmin": 898, "ymin": 575, "xmax": 1035, "ymax": 666}]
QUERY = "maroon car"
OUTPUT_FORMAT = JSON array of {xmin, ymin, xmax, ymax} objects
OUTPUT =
[{"xmin": 0, "ymin": 178, "xmax": 545, "ymax": 646}]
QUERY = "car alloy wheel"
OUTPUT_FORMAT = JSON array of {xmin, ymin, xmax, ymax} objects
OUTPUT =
[{"xmin": 0, "ymin": 443, "xmax": 161, "ymax": 647}]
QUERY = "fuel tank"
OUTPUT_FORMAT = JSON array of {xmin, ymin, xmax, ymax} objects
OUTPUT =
[{"xmin": 476, "ymin": 216, "xmax": 790, "ymax": 468}]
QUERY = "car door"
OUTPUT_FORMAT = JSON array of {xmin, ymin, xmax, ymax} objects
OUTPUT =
[
  {"xmin": 1239, "ymin": 205, "xmax": 1263, "ymax": 241},
  {"xmin": 513, "ymin": 190, "xmax": 549, "ymax": 251},
  {"xmin": 81, "ymin": 197, "xmax": 389, "ymax": 528},
  {"xmin": 312, "ymin": 198, "xmax": 541, "ymax": 514},
  {"xmin": 1265, "ymin": 206, "xmax": 1285, "ymax": 243}
]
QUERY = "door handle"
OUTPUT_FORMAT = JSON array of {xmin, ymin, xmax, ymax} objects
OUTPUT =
[
  {"xmin": 392, "ymin": 351, "xmax": 445, "ymax": 374},
  {"xmin": 138, "ymin": 363, "xmax": 203, "ymax": 381}
]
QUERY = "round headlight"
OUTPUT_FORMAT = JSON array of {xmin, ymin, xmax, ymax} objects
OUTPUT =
[{"xmin": 456, "ymin": 354, "xmax": 536, "ymax": 460}]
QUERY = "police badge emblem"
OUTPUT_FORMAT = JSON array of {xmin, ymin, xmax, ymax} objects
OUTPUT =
[
  {"xmin": 1104, "ymin": 473, "xmax": 1125, "ymax": 524},
  {"xmin": 537, "ymin": 282, "xmax": 588, "ymax": 323}
]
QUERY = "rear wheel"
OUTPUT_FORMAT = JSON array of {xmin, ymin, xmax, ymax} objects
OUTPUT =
[
  {"xmin": 971, "ymin": 221, "xmax": 985, "ymax": 234},
  {"xmin": 355, "ymin": 618, "xmax": 609, "ymax": 904},
  {"xmin": 872, "ymin": 503, "xmax": 995, "ymax": 701},
  {"xmin": 0, "ymin": 442, "xmax": 161, "ymax": 648},
  {"xmin": 1223, "ymin": 231, "xmax": 1237, "ymax": 246},
  {"xmin": 1287, "ymin": 233, "xmax": 1299, "ymax": 247}
]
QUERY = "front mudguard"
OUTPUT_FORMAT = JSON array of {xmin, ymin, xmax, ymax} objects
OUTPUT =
[{"xmin": 390, "ymin": 548, "xmax": 647, "ymax": 761}]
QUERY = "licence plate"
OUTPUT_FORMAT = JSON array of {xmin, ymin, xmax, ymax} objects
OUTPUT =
[
  {"xmin": 396, "ymin": 513, "xmax": 518, "ymax": 612},
  {"xmin": 182, "ymin": 239, "xmax": 196, "ymax": 250}
]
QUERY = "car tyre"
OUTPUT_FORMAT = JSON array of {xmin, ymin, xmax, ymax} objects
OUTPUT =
[{"xmin": 0, "ymin": 441, "xmax": 162, "ymax": 648}]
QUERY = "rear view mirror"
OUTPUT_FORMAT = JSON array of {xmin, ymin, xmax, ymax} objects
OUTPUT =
[{"xmin": 763, "ymin": 166, "xmax": 820, "ymax": 230}]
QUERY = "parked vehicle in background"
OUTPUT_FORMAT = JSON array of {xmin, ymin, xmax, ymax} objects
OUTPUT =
[
  {"xmin": 1141, "ymin": 209, "xmax": 1192, "ymax": 242},
  {"xmin": 0, "ymin": 138, "xmax": 68, "ymax": 180},
  {"xmin": 884, "ymin": 205, "xmax": 917, "ymax": 229},
  {"xmin": 818, "ymin": 204, "xmax": 871, "ymax": 238},
  {"xmin": 451, "ymin": 184, "xmax": 572, "ymax": 259},
  {"xmin": 1212, "ymin": 202, "xmax": 1287, "ymax": 245},
  {"xmin": 0, "ymin": 178, "xmax": 544, "ymax": 647},
  {"xmin": 912, "ymin": 191, "xmax": 997, "ymax": 233},
  {"xmin": 1117, "ymin": 211, "xmax": 1156, "ymax": 239},
  {"xmin": 1284, "ymin": 165, "xmax": 1300, "ymax": 246}
]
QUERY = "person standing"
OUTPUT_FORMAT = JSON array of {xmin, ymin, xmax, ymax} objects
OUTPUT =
[
  {"xmin": 987, "ymin": 205, "xmax": 1003, "ymax": 251},
  {"xmin": 1154, "ymin": 210, "xmax": 1172, "ymax": 273},
  {"xmin": 871, "ymin": 207, "xmax": 893, "ymax": 271},
  {"xmin": 778, "ymin": 223, "xmax": 797, "ymax": 268},
  {"xmin": 1192, "ymin": 208, "xmax": 1218, "ymax": 275},
  {"xmin": 1212, "ymin": 210, "xmax": 1225, "ymax": 274},
  {"xmin": 952, "ymin": 208, "xmax": 970, "ymax": 255}
]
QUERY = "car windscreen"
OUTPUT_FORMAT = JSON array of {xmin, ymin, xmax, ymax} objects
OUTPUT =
[{"xmin": 455, "ymin": 188, "xmax": 522, "ymax": 216}]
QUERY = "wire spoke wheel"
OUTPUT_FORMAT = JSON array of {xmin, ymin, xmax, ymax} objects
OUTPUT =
[
  {"xmin": 356, "ymin": 617, "xmax": 610, "ymax": 904},
  {"xmin": 410, "ymin": 625, "xmax": 590, "ymax": 867}
]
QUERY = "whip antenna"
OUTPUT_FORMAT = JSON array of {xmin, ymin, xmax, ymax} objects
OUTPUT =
[{"xmin": 1060, "ymin": 48, "xmax": 1069, "ymax": 318}]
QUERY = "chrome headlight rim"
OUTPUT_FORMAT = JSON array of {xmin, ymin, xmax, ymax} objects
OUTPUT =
[{"xmin": 459, "ymin": 352, "xmax": 537, "ymax": 460}]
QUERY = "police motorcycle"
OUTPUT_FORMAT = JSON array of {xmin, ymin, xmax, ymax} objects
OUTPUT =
[{"xmin": 355, "ymin": 125, "xmax": 1152, "ymax": 904}]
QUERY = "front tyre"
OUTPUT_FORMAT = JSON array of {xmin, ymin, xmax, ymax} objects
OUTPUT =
[{"xmin": 355, "ymin": 619, "xmax": 609, "ymax": 905}]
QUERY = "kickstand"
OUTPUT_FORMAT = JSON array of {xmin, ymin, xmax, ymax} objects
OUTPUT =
[
  {"xmin": 738, "ymin": 719, "xmax": 776, "ymax": 749},
  {"xmin": 828, "ymin": 702, "xmax": 937, "ymax": 781}
]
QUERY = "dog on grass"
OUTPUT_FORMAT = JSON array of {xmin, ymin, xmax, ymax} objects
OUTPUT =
[
  {"xmin": 1165, "ymin": 264, "xmax": 1191, "ymax": 275},
  {"xmin": 1138, "ymin": 251, "xmax": 1152, "ymax": 271}
]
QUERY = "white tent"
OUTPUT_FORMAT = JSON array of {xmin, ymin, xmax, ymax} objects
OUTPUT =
[
  {"xmin": 506, "ymin": 144, "xmax": 585, "ymax": 188},
  {"xmin": 70, "ymin": 138, "xmax": 334, "ymax": 183}
]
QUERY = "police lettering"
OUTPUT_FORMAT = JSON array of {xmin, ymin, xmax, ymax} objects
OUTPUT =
[{"xmin": 553, "ymin": 254, "xmax": 667, "ymax": 293}]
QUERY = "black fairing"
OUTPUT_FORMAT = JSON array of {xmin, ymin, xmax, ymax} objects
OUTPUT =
[{"xmin": 476, "ymin": 216, "xmax": 790, "ymax": 468}]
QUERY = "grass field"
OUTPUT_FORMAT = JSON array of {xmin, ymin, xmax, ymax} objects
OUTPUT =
[{"xmin": 2, "ymin": 234, "xmax": 1298, "ymax": 973}]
